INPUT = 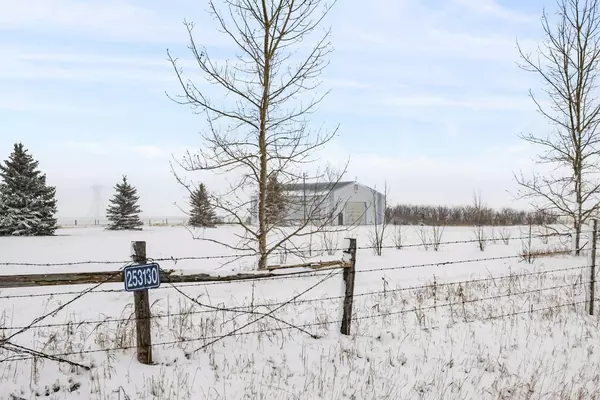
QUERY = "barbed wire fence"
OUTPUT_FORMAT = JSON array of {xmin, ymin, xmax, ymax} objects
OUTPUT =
[{"xmin": 0, "ymin": 222, "xmax": 597, "ymax": 370}]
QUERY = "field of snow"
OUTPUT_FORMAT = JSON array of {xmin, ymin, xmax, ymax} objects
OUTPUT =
[{"xmin": 0, "ymin": 225, "xmax": 598, "ymax": 399}]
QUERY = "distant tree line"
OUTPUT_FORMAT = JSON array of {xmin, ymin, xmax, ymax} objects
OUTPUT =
[{"xmin": 385, "ymin": 204, "xmax": 559, "ymax": 226}]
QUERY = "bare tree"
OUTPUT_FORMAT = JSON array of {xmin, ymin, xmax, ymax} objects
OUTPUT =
[
  {"xmin": 369, "ymin": 183, "xmax": 389, "ymax": 256},
  {"xmin": 415, "ymin": 210, "xmax": 446, "ymax": 251},
  {"xmin": 392, "ymin": 223, "xmax": 405, "ymax": 249},
  {"xmin": 168, "ymin": 0, "xmax": 345, "ymax": 268},
  {"xmin": 416, "ymin": 225, "xmax": 430, "ymax": 251},
  {"xmin": 520, "ymin": 215, "xmax": 535, "ymax": 264},
  {"xmin": 515, "ymin": 0, "xmax": 600, "ymax": 255},
  {"xmin": 472, "ymin": 190, "xmax": 487, "ymax": 252},
  {"xmin": 498, "ymin": 227, "xmax": 512, "ymax": 245},
  {"xmin": 431, "ymin": 222, "xmax": 445, "ymax": 251},
  {"xmin": 320, "ymin": 229, "xmax": 339, "ymax": 256}
]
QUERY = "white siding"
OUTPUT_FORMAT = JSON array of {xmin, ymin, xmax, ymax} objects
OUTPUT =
[
  {"xmin": 250, "ymin": 182, "xmax": 385, "ymax": 226},
  {"xmin": 284, "ymin": 194, "xmax": 330, "ymax": 223},
  {"xmin": 345, "ymin": 201, "xmax": 367, "ymax": 225},
  {"xmin": 284, "ymin": 195, "xmax": 305, "ymax": 222},
  {"xmin": 332, "ymin": 183, "xmax": 384, "ymax": 226}
]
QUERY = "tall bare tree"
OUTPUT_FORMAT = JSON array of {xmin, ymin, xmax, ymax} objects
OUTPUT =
[
  {"xmin": 515, "ymin": 0, "xmax": 600, "ymax": 254},
  {"xmin": 369, "ymin": 183, "xmax": 389, "ymax": 256},
  {"xmin": 168, "ymin": 0, "xmax": 345, "ymax": 269},
  {"xmin": 472, "ymin": 190, "xmax": 487, "ymax": 252}
]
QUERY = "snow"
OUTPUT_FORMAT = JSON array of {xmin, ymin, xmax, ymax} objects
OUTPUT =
[{"xmin": 0, "ymin": 225, "xmax": 598, "ymax": 399}]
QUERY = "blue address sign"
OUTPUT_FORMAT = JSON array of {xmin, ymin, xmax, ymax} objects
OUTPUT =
[{"xmin": 124, "ymin": 263, "xmax": 161, "ymax": 291}]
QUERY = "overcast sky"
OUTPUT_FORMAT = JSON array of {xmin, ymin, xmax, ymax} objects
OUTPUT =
[{"xmin": 1, "ymin": 0, "xmax": 553, "ymax": 217}]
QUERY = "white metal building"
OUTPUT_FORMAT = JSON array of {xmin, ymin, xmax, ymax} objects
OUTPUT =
[{"xmin": 249, "ymin": 181, "xmax": 385, "ymax": 226}]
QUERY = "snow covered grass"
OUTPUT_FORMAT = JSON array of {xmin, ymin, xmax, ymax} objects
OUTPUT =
[{"xmin": 0, "ymin": 225, "xmax": 598, "ymax": 399}]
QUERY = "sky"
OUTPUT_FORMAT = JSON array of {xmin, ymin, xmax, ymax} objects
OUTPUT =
[{"xmin": 0, "ymin": 0, "xmax": 555, "ymax": 218}]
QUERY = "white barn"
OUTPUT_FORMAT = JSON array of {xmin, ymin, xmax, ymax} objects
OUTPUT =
[{"xmin": 250, "ymin": 181, "xmax": 385, "ymax": 226}]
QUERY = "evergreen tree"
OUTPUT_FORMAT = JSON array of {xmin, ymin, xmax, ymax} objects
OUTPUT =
[
  {"xmin": 106, "ymin": 176, "xmax": 143, "ymax": 230},
  {"xmin": 189, "ymin": 184, "xmax": 216, "ymax": 227},
  {"xmin": 265, "ymin": 175, "xmax": 287, "ymax": 226},
  {"xmin": 0, "ymin": 143, "xmax": 57, "ymax": 236}
]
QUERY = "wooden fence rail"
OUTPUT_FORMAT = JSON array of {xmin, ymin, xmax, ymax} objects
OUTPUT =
[{"xmin": 0, "ymin": 260, "xmax": 349, "ymax": 289}]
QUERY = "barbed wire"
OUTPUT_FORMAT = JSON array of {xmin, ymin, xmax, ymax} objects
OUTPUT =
[
  {"xmin": 0, "ymin": 253, "xmax": 258, "ymax": 268},
  {"xmin": 151, "ymin": 249, "xmax": 577, "ymax": 288},
  {"xmin": 120, "ymin": 249, "xmax": 575, "ymax": 290},
  {"xmin": 4, "ymin": 270, "xmax": 342, "ymax": 354},
  {"xmin": 209, "ymin": 232, "xmax": 575, "ymax": 255},
  {"xmin": 162, "ymin": 264, "xmax": 586, "ymax": 313},
  {"xmin": 0, "ymin": 268, "xmax": 340, "ymax": 298},
  {"xmin": 0, "ymin": 248, "xmax": 582, "ymax": 298},
  {"xmin": 350, "ymin": 282, "xmax": 587, "ymax": 322},
  {"xmin": 0, "ymin": 260, "xmax": 130, "ymax": 267},
  {"xmin": 355, "ymin": 250, "xmax": 573, "ymax": 274},
  {"xmin": 0, "ymin": 228, "xmax": 592, "ymax": 367},
  {"xmin": 0, "ymin": 266, "xmax": 132, "ymax": 346},
  {"xmin": 2, "ymin": 341, "xmax": 90, "ymax": 370},
  {"xmin": 0, "ymin": 230, "xmax": 579, "ymax": 268},
  {"xmin": 0, "ymin": 270, "xmax": 588, "ymax": 331},
  {"xmin": 1, "ymin": 292, "xmax": 591, "ymax": 364},
  {"xmin": 193, "ymin": 269, "xmax": 342, "ymax": 353},
  {"xmin": 150, "ymin": 254, "xmax": 256, "ymax": 262},
  {"xmin": 354, "ymin": 231, "xmax": 574, "ymax": 251},
  {"xmin": 0, "ymin": 287, "xmax": 125, "ymax": 299}
]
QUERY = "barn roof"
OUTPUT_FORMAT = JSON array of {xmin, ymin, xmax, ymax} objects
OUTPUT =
[{"xmin": 282, "ymin": 181, "xmax": 355, "ymax": 192}]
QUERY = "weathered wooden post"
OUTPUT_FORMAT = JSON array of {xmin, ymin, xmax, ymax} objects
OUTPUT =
[
  {"xmin": 341, "ymin": 238, "xmax": 357, "ymax": 336},
  {"xmin": 131, "ymin": 241, "xmax": 152, "ymax": 364},
  {"xmin": 588, "ymin": 220, "xmax": 598, "ymax": 315}
]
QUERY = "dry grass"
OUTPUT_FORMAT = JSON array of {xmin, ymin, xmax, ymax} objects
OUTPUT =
[
  {"xmin": 520, "ymin": 244, "xmax": 571, "ymax": 262},
  {"xmin": 0, "ymin": 230, "xmax": 598, "ymax": 399}
]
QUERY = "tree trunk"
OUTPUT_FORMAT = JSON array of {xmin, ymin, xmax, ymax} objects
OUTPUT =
[
  {"xmin": 575, "ymin": 156, "xmax": 583, "ymax": 256},
  {"xmin": 257, "ymin": 9, "xmax": 271, "ymax": 270},
  {"xmin": 574, "ymin": 219, "xmax": 581, "ymax": 256}
]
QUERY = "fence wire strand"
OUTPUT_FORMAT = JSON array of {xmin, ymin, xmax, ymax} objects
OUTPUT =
[
  {"xmin": 0, "ymin": 230, "xmax": 578, "ymax": 268},
  {"xmin": 1, "ymin": 295, "xmax": 592, "ymax": 364},
  {"xmin": 0, "ymin": 248, "xmax": 582, "ymax": 296},
  {"xmin": 0, "ymin": 263, "xmax": 589, "ymax": 330},
  {"xmin": 0, "ymin": 227, "xmax": 594, "ymax": 367}
]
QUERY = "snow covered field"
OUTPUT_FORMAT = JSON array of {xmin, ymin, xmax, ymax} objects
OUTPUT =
[{"xmin": 0, "ymin": 225, "xmax": 598, "ymax": 399}]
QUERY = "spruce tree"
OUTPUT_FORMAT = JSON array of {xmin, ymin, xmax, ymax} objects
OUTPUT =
[
  {"xmin": 0, "ymin": 143, "xmax": 58, "ymax": 236},
  {"xmin": 265, "ymin": 175, "xmax": 287, "ymax": 226},
  {"xmin": 106, "ymin": 176, "xmax": 143, "ymax": 230},
  {"xmin": 189, "ymin": 184, "xmax": 216, "ymax": 227}
]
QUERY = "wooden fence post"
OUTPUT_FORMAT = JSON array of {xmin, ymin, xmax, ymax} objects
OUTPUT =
[
  {"xmin": 131, "ymin": 241, "xmax": 152, "ymax": 364},
  {"xmin": 341, "ymin": 238, "xmax": 357, "ymax": 336},
  {"xmin": 589, "ymin": 220, "xmax": 598, "ymax": 315}
]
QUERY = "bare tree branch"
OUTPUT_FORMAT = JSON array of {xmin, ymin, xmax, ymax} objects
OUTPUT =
[
  {"xmin": 168, "ymin": 0, "xmax": 343, "ymax": 269},
  {"xmin": 516, "ymin": 0, "xmax": 600, "ymax": 254}
]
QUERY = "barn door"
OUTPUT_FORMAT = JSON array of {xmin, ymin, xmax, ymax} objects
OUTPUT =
[{"xmin": 345, "ymin": 202, "xmax": 367, "ymax": 225}]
